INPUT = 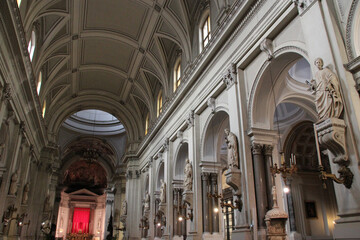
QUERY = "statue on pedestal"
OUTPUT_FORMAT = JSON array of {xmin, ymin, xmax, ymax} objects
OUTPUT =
[
  {"xmin": 144, "ymin": 191, "xmax": 150, "ymax": 211},
  {"xmin": 307, "ymin": 58, "xmax": 343, "ymax": 120},
  {"xmin": 22, "ymin": 183, "xmax": 30, "ymax": 204},
  {"xmin": 224, "ymin": 128, "xmax": 239, "ymax": 169},
  {"xmin": 8, "ymin": 170, "xmax": 18, "ymax": 195},
  {"xmin": 184, "ymin": 159, "xmax": 193, "ymax": 191},
  {"xmin": 160, "ymin": 179, "xmax": 166, "ymax": 203}
]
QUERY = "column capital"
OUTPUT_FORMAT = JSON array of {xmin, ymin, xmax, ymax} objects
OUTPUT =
[
  {"xmin": 263, "ymin": 144, "xmax": 273, "ymax": 156},
  {"xmin": 201, "ymin": 172, "xmax": 210, "ymax": 180},
  {"xmin": 251, "ymin": 142, "xmax": 263, "ymax": 155}
]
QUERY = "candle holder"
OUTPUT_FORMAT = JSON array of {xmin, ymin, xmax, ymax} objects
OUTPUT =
[
  {"xmin": 270, "ymin": 153, "xmax": 297, "ymax": 183},
  {"xmin": 318, "ymin": 165, "xmax": 353, "ymax": 189},
  {"xmin": 208, "ymin": 192, "xmax": 242, "ymax": 211}
]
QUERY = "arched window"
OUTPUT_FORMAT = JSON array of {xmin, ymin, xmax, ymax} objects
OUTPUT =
[
  {"xmin": 42, "ymin": 100, "xmax": 46, "ymax": 118},
  {"xmin": 145, "ymin": 113, "xmax": 149, "ymax": 135},
  {"xmin": 37, "ymin": 71, "xmax": 42, "ymax": 95},
  {"xmin": 174, "ymin": 61, "xmax": 181, "ymax": 92},
  {"xmin": 157, "ymin": 90, "xmax": 163, "ymax": 117},
  {"xmin": 17, "ymin": 0, "xmax": 22, "ymax": 7},
  {"xmin": 28, "ymin": 31, "xmax": 36, "ymax": 61},
  {"xmin": 201, "ymin": 15, "xmax": 211, "ymax": 49}
]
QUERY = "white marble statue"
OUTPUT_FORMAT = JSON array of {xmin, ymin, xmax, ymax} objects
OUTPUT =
[
  {"xmin": 144, "ymin": 191, "xmax": 150, "ymax": 211},
  {"xmin": 308, "ymin": 58, "xmax": 343, "ymax": 120},
  {"xmin": 224, "ymin": 128, "xmax": 239, "ymax": 169},
  {"xmin": 160, "ymin": 179, "xmax": 166, "ymax": 203},
  {"xmin": 8, "ymin": 170, "xmax": 19, "ymax": 195},
  {"xmin": 22, "ymin": 183, "xmax": 30, "ymax": 205},
  {"xmin": 122, "ymin": 200, "xmax": 127, "ymax": 215},
  {"xmin": 184, "ymin": 158, "xmax": 193, "ymax": 191}
]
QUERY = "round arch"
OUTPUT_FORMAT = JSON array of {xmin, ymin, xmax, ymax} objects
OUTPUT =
[
  {"xmin": 173, "ymin": 142, "xmax": 189, "ymax": 180},
  {"xmin": 201, "ymin": 110, "xmax": 229, "ymax": 166},
  {"xmin": 248, "ymin": 48, "xmax": 317, "ymax": 130},
  {"xmin": 46, "ymin": 95, "xmax": 139, "ymax": 143}
]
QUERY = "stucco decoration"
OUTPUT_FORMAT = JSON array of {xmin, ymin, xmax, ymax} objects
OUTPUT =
[{"xmin": 307, "ymin": 58, "xmax": 343, "ymax": 121}]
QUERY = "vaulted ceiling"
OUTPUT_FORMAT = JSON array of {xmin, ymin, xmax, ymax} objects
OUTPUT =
[{"xmin": 23, "ymin": 0, "xmax": 200, "ymax": 142}]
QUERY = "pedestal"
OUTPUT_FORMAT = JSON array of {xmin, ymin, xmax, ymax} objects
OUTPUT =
[
  {"xmin": 158, "ymin": 203, "xmax": 166, "ymax": 215},
  {"xmin": 264, "ymin": 207, "xmax": 288, "ymax": 240},
  {"xmin": 225, "ymin": 167, "xmax": 242, "ymax": 210},
  {"xmin": 182, "ymin": 190, "xmax": 193, "ymax": 209},
  {"xmin": 315, "ymin": 118, "xmax": 353, "ymax": 188}
]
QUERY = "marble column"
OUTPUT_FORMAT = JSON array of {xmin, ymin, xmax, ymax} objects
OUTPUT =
[
  {"xmin": 263, "ymin": 145, "xmax": 274, "ymax": 208},
  {"xmin": 211, "ymin": 173, "xmax": 219, "ymax": 233},
  {"xmin": 251, "ymin": 143, "xmax": 268, "ymax": 228},
  {"xmin": 201, "ymin": 172, "xmax": 210, "ymax": 233}
]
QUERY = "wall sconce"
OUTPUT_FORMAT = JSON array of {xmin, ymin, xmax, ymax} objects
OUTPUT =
[{"xmin": 208, "ymin": 192, "xmax": 242, "ymax": 211}]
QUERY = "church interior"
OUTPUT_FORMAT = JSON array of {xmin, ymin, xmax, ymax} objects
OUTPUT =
[{"xmin": 1, "ymin": 0, "xmax": 360, "ymax": 239}]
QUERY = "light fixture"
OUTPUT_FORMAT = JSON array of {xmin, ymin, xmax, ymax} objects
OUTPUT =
[
  {"xmin": 283, "ymin": 187, "xmax": 290, "ymax": 194},
  {"xmin": 178, "ymin": 216, "xmax": 183, "ymax": 222},
  {"xmin": 157, "ymin": 222, "xmax": 161, "ymax": 227},
  {"xmin": 213, "ymin": 207, "xmax": 219, "ymax": 213}
]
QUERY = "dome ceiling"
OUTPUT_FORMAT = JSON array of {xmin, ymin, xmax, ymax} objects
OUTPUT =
[{"xmin": 26, "ymin": 0, "xmax": 199, "ymax": 141}]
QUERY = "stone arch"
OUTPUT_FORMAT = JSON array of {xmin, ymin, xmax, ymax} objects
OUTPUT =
[
  {"xmin": 249, "ymin": 48, "xmax": 317, "ymax": 131},
  {"xmin": 173, "ymin": 142, "xmax": 189, "ymax": 181},
  {"xmin": 346, "ymin": 0, "xmax": 360, "ymax": 60},
  {"xmin": 201, "ymin": 110, "xmax": 229, "ymax": 167},
  {"xmin": 47, "ymin": 96, "xmax": 137, "ymax": 143},
  {"xmin": 156, "ymin": 161, "xmax": 165, "ymax": 191}
]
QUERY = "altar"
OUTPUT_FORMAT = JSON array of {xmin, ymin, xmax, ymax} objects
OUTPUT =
[{"xmin": 56, "ymin": 189, "xmax": 108, "ymax": 240}]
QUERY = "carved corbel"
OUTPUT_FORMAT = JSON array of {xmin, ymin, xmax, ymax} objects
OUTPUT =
[
  {"xmin": 207, "ymin": 97, "xmax": 216, "ymax": 113},
  {"xmin": 225, "ymin": 168, "xmax": 243, "ymax": 211},
  {"xmin": 315, "ymin": 118, "xmax": 353, "ymax": 188},
  {"xmin": 260, "ymin": 38, "xmax": 274, "ymax": 60}
]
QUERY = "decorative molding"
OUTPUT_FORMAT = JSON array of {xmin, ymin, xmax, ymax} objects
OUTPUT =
[
  {"xmin": 186, "ymin": 110, "xmax": 194, "ymax": 127},
  {"xmin": 251, "ymin": 143, "xmax": 263, "ymax": 155},
  {"xmin": 345, "ymin": 0, "xmax": 359, "ymax": 60}
]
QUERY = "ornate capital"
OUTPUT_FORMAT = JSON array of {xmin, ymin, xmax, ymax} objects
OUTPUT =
[
  {"xmin": 223, "ymin": 63, "xmax": 237, "ymax": 89},
  {"xmin": 163, "ymin": 138, "xmax": 169, "ymax": 152},
  {"xmin": 263, "ymin": 144, "xmax": 273, "ymax": 156},
  {"xmin": 251, "ymin": 143, "xmax": 263, "ymax": 155},
  {"xmin": 126, "ymin": 170, "xmax": 132, "ymax": 179},
  {"xmin": 201, "ymin": 172, "xmax": 210, "ymax": 180}
]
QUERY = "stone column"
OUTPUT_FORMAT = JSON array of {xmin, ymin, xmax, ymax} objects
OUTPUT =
[
  {"xmin": 251, "ymin": 143, "xmax": 268, "ymax": 229},
  {"xmin": 263, "ymin": 145, "xmax": 274, "ymax": 208},
  {"xmin": 201, "ymin": 172, "xmax": 210, "ymax": 233},
  {"xmin": 210, "ymin": 173, "xmax": 219, "ymax": 233}
]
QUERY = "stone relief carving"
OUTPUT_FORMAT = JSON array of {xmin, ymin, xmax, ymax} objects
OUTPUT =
[
  {"xmin": 183, "ymin": 159, "xmax": 193, "ymax": 191},
  {"xmin": 160, "ymin": 179, "xmax": 166, "ymax": 203},
  {"xmin": 224, "ymin": 128, "xmax": 239, "ymax": 169},
  {"xmin": 307, "ymin": 58, "xmax": 343, "ymax": 121},
  {"xmin": 186, "ymin": 110, "xmax": 194, "ymax": 127}
]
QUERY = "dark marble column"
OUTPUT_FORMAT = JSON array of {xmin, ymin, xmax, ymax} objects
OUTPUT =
[
  {"xmin": 201, "ymin": 172, "xmax": 210, "ymax": 233},
  {"xmin": 263, "ymin": 145, "xmax": 274, "ymax": 208},
  {"xmin": 251, "ymin": 143, "xmax": 268, "ymax": 228},
  {"xmin": 211, "ymin": 173, "xmax": 219, "ymax": 233}
]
